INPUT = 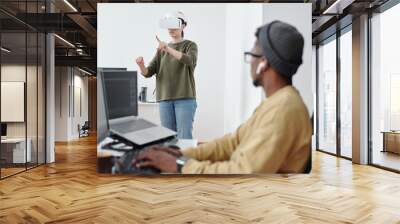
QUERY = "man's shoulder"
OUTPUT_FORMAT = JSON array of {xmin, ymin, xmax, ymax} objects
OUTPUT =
[
  {"xmin": 272, "ymin": 86, "xmax": 304, "ymax": 107},
  {"xmin": 255, "ymin": 86, "xmax": 309, "ymax": 121}
]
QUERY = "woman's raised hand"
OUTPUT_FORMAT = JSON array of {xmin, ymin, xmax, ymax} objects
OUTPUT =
[{"xmin": 136, "ymin": 56, "xmax": 145, "ymax": 67}]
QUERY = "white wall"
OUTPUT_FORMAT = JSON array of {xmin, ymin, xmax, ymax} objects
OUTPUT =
[
  {"xmin": 72, "ymin": 74, "xmax": 89, "ymax": 138},
  {"xmin": 55, "ymin": 67, "xmax": 68, "ymax": 141},
  {"xmin": 98, "ymin": 3, "xmax": 311, "ymax": 141},
  {"xmin": 98, "ymin": 3, "xmax": 227, "ymax": 141},
  {"xmin": 55, "ymin": 67, "xmax": 89, "ymax": 141},
  {"xmin": 1, "ymin": 73, "xmax": 25, "ymax": 123},
  {"xmin": 223, "ymin": 4, "xmax": 264, "ymax": 133},
  {"xmin": 263, "ymin": 3, "xmax": 313, "ymax": 115}
]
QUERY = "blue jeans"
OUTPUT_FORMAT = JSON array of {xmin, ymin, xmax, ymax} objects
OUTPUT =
[{"xmin": 159, "ymin": 98, "xmax": 197, "ymax": 139}]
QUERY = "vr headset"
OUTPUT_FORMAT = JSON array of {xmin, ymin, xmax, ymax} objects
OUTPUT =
[{"xmin": 159, "ymin": 12, "xmax": 186, "ymax": 29}]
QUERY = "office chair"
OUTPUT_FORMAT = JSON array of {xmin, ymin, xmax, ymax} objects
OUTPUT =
[
  {"xmin": 303, "ymin": 114, "xmax": 314, "ymax": 173},
  {"xmin": 78, "ymin": 121, "xmax": 90, "ymax": 138}
]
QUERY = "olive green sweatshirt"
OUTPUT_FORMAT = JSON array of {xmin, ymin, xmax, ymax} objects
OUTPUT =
[
  {"xmin": 181, "ymin": 86, "xmax": 312, "ymax": 174},
  {"xmin": 143, "ymin": 40, "xmax": 198, "ymax": 101}
]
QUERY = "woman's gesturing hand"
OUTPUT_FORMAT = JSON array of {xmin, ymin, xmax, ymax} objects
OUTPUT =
[
  {"xmin": 136, "ymin": 56, "xmax": 145, "ymax": 67},
  {"xmin": 156, "ymin": 35, "xmax": 183, "ymax": 60},
  {"xmin": 156, "ymin": 35, "xmax": 167, "ymax": 52},
  {"xmin": 136, "ymin": 56, "xmax": 149, "ymax": 76}
]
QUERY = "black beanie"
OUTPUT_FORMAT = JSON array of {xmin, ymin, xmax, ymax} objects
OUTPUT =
[{"xmin": 256, "ymin": 20, "xmax": 304, "ymax": 78}]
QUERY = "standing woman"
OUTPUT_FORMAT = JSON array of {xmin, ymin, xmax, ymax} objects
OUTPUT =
[{"xmin": 136, "ymin": 11, "xmax": 198, "ymax": 139}]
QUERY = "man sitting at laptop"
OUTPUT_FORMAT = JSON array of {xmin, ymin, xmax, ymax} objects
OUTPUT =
[{"xmin": 134, "ymin": 21, "xmax": 312, "ymax": 174}]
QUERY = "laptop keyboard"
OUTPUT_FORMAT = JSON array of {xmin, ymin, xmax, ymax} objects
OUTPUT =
[
  {"xmin": 113, "ymin": 150, "xmax": 161, "ymax": 174},
  {"xmin": 112, "ymin": 119, "xmax": 156, "ymax": 133}
]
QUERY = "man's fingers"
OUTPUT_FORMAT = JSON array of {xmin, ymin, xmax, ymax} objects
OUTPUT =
[
  {"xmin": 156, "ymin": 35, "xmax": 161, "ymax": 43},
  {"xmin": 147, "ymin": 146, "xmax": 161, "ymax": 150},
  {"xmin": 136, "ymin": 160, "xmax": 154, "ymax": 168},
  {"xmin": 135, "ymin": 150, "xmax": 152, "ymax": 161},
  {"xmin": 160, "ymin": 147, "xmax": 181, "ymax": 157},
  {"xmin": 150, "ymin": 146, "xmax": 181, "ymax": 157}
]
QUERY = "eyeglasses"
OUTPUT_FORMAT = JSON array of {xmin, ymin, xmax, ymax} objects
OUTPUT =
[{"xmin": 244, "ymin": 52, "xmax": 263, "ymax": 63}]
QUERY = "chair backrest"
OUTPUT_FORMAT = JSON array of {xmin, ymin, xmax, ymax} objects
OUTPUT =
[
  {"xmin": 303, "ymin": 146, "xmax": 312, "ymax": 173},
  {"xmin": 303, "ymin": 114, "xmax": 314, "ymax": 173},
  {"xmin": 82, "ymin": 121, "xmax": 90, "ymax": 129}
]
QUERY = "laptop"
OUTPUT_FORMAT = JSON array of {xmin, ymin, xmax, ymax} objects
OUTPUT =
[{"xmin": 101, "ymin": 70, "xmax": 176, "ymax": 147}]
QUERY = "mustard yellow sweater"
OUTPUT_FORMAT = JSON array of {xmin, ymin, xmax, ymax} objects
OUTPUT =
[{"xmin": 182, "ymin": 86, "xmax": 312, "ymax": 174}]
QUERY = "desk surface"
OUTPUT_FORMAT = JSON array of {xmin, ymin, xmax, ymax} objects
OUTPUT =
[
  {"xmin": 381, "ymin": 131, "xmax": 400, "ymax": 134},
  {"xmin": 1, "ymin": 138, "xmax": 29, "ymax": 143},
  {"xmin": 138, "ymin": 102, "xmax": 158, "ymax": 105}
]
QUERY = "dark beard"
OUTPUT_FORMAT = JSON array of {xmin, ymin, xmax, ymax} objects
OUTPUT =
[{"xmin": 253, "ymin": 76, "xmax": 261, "ymax": 87}]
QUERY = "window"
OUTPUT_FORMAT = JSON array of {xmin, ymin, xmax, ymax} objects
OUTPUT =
[
  {"xmin": 339, "ymin": 28, "xmax": 352, "ymax": 158},
  {"xmin": 370, "ymin": 2, "xmax": 400, "ymax": 171},
  {"xmin": 318, "ymin": 37, "xmax": 337, "ymax": 154}
]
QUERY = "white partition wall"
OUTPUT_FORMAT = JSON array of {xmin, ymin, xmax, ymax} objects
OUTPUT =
[{"xmin": 54, "ymin": 67, "xmax": 89, "ymax": 141}]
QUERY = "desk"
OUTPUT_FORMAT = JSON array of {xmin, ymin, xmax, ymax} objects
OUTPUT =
[
  {"xmin": 138, "ymin": 102, "xmax": 160, "ymax": 125},
  {"xmin": 381, "ymin": 131, "xmax": 400, "ymax": 154},
  {"xmin": 1, "ymin": 138, "xmax": 32, "ymax": 164}
]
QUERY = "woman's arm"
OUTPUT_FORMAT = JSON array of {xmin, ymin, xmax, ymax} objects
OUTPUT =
[
  {"xmin": 165, "ymin": 46, "xmax": 183, "ymax": 60},
  {"xmin": 136, "ymin": 57, "xmax": 149, "ymax": 76},
  {"xmin": 174, "ymin": 42, "xmax": 198, "ymax": 67},
  {"xmin": 156, "ymin": 36, "xmax": 197, "ymax": 67},
  {"xmin": 136, "ymin": 51, "xmax": 160, "ymax": 78},
  {"xmin": 156, "ymin": 36, "xmax": 183, "ymax": 61}
]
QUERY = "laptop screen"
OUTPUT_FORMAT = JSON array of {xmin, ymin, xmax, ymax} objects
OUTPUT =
[
  {"xmin": 103, "ymin": 71, "xmax": 138, "ymax": 119},
  {"xmin": 97, "ymin": 70, "xmax": 110, "ymax": 142}
]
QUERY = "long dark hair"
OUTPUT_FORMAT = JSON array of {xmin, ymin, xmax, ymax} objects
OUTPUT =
[{"xmin": 179, "ymin": 18, "xmax": 187, "ymax": 38}]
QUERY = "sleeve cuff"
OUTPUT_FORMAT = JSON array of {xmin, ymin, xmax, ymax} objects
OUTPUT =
[
  {"xmin": 179, "ymin": 53, "xmax": 192, "ymax": 66},
  {"xmin": 181, "ymin": 159, "xmax": 210, "ymax": 174},
  {"xmin": 181, "ymin": 147, "xmax": 197, "ymax": 158}
]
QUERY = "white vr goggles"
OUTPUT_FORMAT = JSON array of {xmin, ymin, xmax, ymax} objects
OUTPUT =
[{"xmin": 159, "ymin": 12, "xmax": 187, "ymax": 29}]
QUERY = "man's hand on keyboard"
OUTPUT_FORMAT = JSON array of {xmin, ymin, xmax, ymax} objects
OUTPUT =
[
  {"xmin": 132, "ymin": 147, "xmax": 179, "ymax": 173},
  {"xmin": 153, "ymin": 146, "xmax": 182, "ymax": 157}
]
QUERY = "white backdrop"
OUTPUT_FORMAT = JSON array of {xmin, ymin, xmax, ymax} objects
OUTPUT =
[
  {"xmin": 98, "ymin": 3, "xmax": 311, "ymax": 141},
  {"xmin": 263, "ymin": 4, "xmax": 313, "ymax": 117}
]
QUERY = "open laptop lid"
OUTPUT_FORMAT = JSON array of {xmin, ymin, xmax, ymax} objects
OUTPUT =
[
  {"xmin": 98, "ymin": 67, "xmax": 127, "ymax": 71},
  {"xmin": 97, "ymin": 69, "xmax": 110, "ymax": 143},
  {"xmin": 103, "ymin": 71, "xmax": 138, "ymax": 119},
  {"xmin": 98, "ymin": 67, "xmax": 129, "ymax": 135}
]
